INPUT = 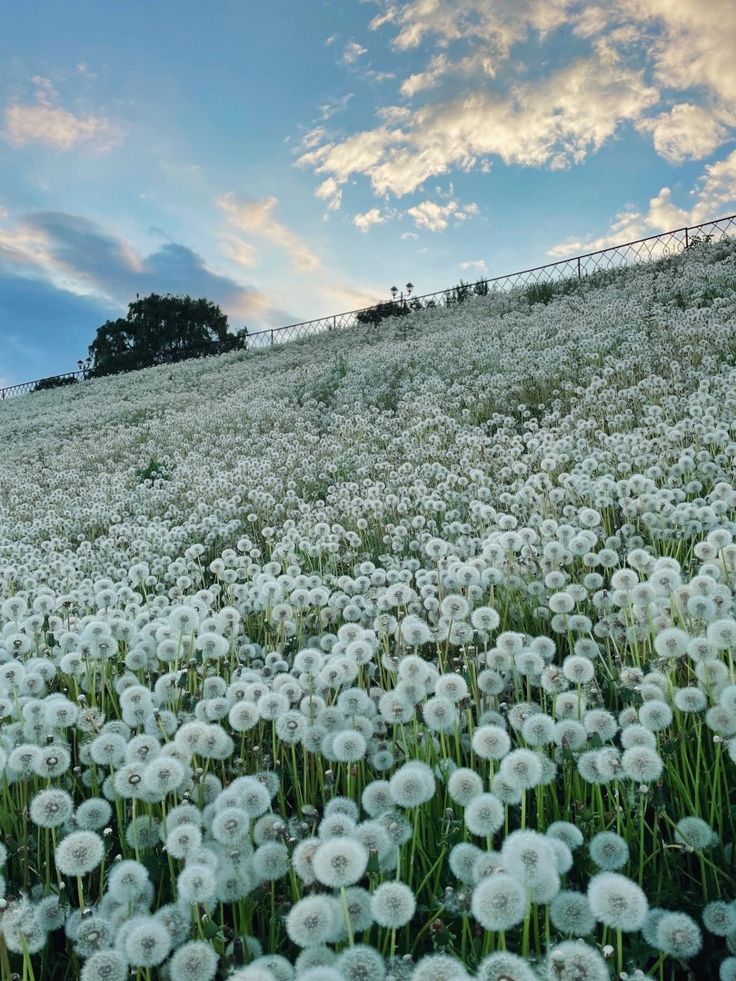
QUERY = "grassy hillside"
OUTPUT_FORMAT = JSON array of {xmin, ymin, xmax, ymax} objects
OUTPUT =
[{"xmin": 0, "ymin": 239, "xmax": 735, "ymax": 980}]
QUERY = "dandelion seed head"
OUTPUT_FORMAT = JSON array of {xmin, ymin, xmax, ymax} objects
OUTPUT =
[
  {"xmin": 108, "ymin": 859, "xmax": 150, "ymax": 902},
  {"xmin": 477, "ymin": 951, "xmax": 537, "ymax": 981},
  {"xmin": 79, "ymin": 951, "xmax": 129, "ymax": 981},
  {"xmin": 472, "ymin": 725, "xmax": 510, "ymax": 761},
  {"xmin": 490, "ymin": 770, "xmax": 523, "ymax": 804},
  {"xmin": 464, "ymin": 793, "xmax": 504, "ymax": 838},
  {"xmin": 589, "ymin": 831, "xmax": 630, "ymax": 871},
  {"xmin": 554, "ymin": 719, "xmax": 588, "ymax": 750},
  {"xmin": 449, "ymin": 842, "xmax": 483, "ymax": 884},
  {"xmin": 547, "ymin": 821, "xmax": 584, "ymax": 851},
  {"xmin": 621, "ymin": 746, "xmax": 663, "ymax": 783},
  {"xmin": 638, "ymin": 699, "xmax": 673, "ymax": 732},
  {"xmin": 521, "ymin": 713, "xmax": 555, "ymax": 746},
  {"xmin": 650, "ymin": 910, "xmax": 702, "ymax": 959},
  {"xmin": 588, "ymin": 872, "xmax": 648, "ymax": 931},
  {"xmin": 55, "ymin": 830, "xmax": 104, "ymax": 877},
  {"xmin": 294, "ymin": 946, "xmax": 337, "ymax": 973},
  {"xmin": 389, "ymin": 761, "xmax": 436, "ymax": 808},
  {"xmin": 285, "ymin": 894, "xmax": 337, "ymax": 947},
  {"xmin": 674, "ymin": 816, "xmax": 717, "ymax": 850},
  {"xmin": 165, "ymin": 822, "xmax": 203, "ymax": 859},
  {"xmin": 621, "ymin": 723, "xmax": 658, "ymax": 749},
  {"xmin": 550, "ymin": 890, "xmax": 596, "ymax": 936},
  {"xmin": 411, "ymin": 953, "xmax": 469, "ymax": 980},
  {"xmin": 240, "ymin": 953, "xmax": 293, "ymax": 979},
  {"xmin": 546, "ymin": 940, "xmax": 608, "ymax": 981},
  {"xmin": 720, "ymin": 957, "xmax": 736, "ymax": 981},
  {"xmin": 423, "ymin": 696, "xmax": 459, "ymax": 733},
  {"xmin": 176, "ymin": 863, "xmax": 217, "ymax": 904},
  {"xmin": 371, "ymin": 880, "xmax": 416, "ymax": 928},
  {"xmin": 30, "ymin": 788, "xmax": 74, "ymax": 828},
  {"xmin": 154, "ymin": 902, "xmax": 191, "ymax": 947},
  {"xmin": 447, "ymin": 767, "xmax": 483, "ymax": 806},
  {"xmin": 123, "ymin": 916, "xmax": 172, "ymax": 967},
  {"xmin": 703, "ymin": 900, "xmax": 736, "ymax": 937},
  {"xmin": 34, "ymin": 894, "xmax": 65, "ymax": 933},
  {"xmin": 336, "ymin": 943, "xmax": 386, "ymax": 981},
  {"xmin": 168, "ymin": 940, "xmax": 219, "ymax": 981},
  {"xmin": 499, "ymin": 748, "xmax": 543, "ymax": 789},
  {"xmin": 471, "ymin": 873, "xmax": 528, "ymax": 931},
  {"xmin": 312, "ymin": 837, "xmax": 368, "ymax": 887},
  {"xmin": 252, "ymin": 841, "xmax": 290, "ymax": 881},
  {"xmin": 342, "ymin": 885, "xmax": 374, "ymax": 933}
]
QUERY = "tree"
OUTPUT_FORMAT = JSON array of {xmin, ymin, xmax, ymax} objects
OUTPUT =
[
  {"xmin": 356, "ymin": 300, "xmax": 413, "ymax": 327},
  {"xmin": 445, "ymin": 279, "xmax": 474, "ymax": 306},
  {"xmin": 87, "ymin": 293, "xmax": 248, "ymax": 378},
  {"xmin": 32, "ymin": 374, "xmax": 78, "ymax": 393}
]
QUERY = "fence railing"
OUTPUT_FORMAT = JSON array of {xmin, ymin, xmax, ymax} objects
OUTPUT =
[{"xmin": 2, "ymin": 213, "xmax": 735, "ymax": 399}]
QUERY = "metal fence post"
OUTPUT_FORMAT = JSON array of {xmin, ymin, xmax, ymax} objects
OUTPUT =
[
  {"xmin": 685, "ymin": 227, "xmax": 689, "ymax": 250},
  {"xmin": 270, "ymin": 330, "xmax": 274, "ymax": 346},
  {"xmin": 577, "ymin": 257, "xmax": 581, "ymax": 281}
]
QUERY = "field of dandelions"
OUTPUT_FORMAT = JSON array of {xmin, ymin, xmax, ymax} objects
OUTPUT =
[{"xmin": 1, "ymin": 240, "xmax": 736, "ymax": 981}]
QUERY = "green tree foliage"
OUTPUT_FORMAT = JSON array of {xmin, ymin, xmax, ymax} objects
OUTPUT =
[
  {"xmin": 88, "ymin": 293, "xmax": 248, "ymax": 377},
  {"xmin": 445, "ymin": 279, "xmax": 473, "ymax": 306},
  {"xmin": 356, "ymin": 300, "xmax": 413, "ymax": 327},
  {"xmin": 32, "ymin": 375, "xmax": 78, "ymax": 393},
  {"xmin": 445, "ymin": 278, "xmax": 490, "ymax": 305}
]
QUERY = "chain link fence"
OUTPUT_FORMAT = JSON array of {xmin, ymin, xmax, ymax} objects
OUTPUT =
[{"xmin": 2, "ymin": 213, "xmax": 735, "ymax": 399}]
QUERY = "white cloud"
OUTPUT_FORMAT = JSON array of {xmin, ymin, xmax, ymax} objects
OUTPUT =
[
  {"xmin": 353, "ymin": 208, "xmax": 386, "ymax": 232},
  {"xmin": 400, "ymin": 54, "xmax": 451, "ymax": 97},
  {"xmin": 0, "ymin": 208, "xmax": 272, "ymax": 324},
  {"xmin": 406, "ymin": 198, "xmax": 478, "ymax": 232},
  {"xmin": 636, "ymin": 103, "xmax": 730, "ymax": 164},
  {"xmin": 300, "ymin": 56, "xmax": 658, "ymax": 199},
  {"xmin": 627, "ymin": 0, "xmax": 736, "ymax": 110},
  {"xmin": 0, "ymin": 217, "xmax": 57, "ymax": 275},
  {"xmin": 299, "ymin": 126, "xmax": 402, "ymax": 204},
  {"xmin": 362, "ymin": 69, "xmax": 396, "ymax": 84},
  {"xmin": 217, "ymin": 191, "xmax": 384, "ymax": 315},
  {"xmin": 460, "ymin": 259, "xmax": 488, "ymax": 274},
  {"xmin": 75, "ymin": 63, "xmax": 98, "ymax": 79},
  {"xmin": 319, "ymin": 280, "xmax": 383, "ymax": 311},
  {"xmin": 571, "ymin": 1, "xmax": 736, "ymax": 154},
  {"xmin": 371, "ymin": 0, "xmax": 574, "ymax": 53},
  {"xmin": 378, "ymin": 0, "xmax": 733, "ymax": 123},
  {"xmin": 221, "ymin": 238, "xmax": 258, "ymax": 268},
  {"xmin": 687, "ymin": 149, "xmax": 736, "ymax": 220},
  {"xmin": 300, "ymin": 0, "xmax": 736, "ymax": 212},
  {"xmin": 315, "ymin": 177, "xmax": 343, "ymax": 211},
  {"xmin": 342, "ymin": 41, "xmax": 367, "ymax": 64},
  {"xmin": 3, "ymin": 76, "xmax": 121, "ymax": 152},
  {"xmin": 376, "ymin": 105, "xmax": 413, "ymax": 124},
  {"xmin": 318, "ymin": 93, "xmax": 354, "ymax": 121},
  {"xmin": 399, "ymin": 49, "xmax": 502, "ymax": 99},
  {"xmin": 293, "ymin": 127, "xmax": 328, "ymax": 153},
  {"xmin": 645, "ymin": 186, "xmax": 692, "ymax": 230},
  {"xmin": 218, "ymin": 193, "xmax": 320, "ymax": 272},
  {"xmin": 547, "ymin": 148, "xmax": 736, "ymax": 256},
  {"xmin": 571, "ymin": 5, "xmax": 619, "ymax": 40}
]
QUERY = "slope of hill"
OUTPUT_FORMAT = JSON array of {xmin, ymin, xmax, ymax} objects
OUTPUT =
[
  {"xmin": 0, "ymin": 240, "xmax": 735, "ymax": 979},
  {"xmin": 2, "ymin": 241, "xmax": 735, "ymax": 596}
]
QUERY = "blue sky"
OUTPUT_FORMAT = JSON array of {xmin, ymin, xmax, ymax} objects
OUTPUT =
[{"xmin": 1, "ymin": 0, "xmax": 735, "ymax": 385}]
